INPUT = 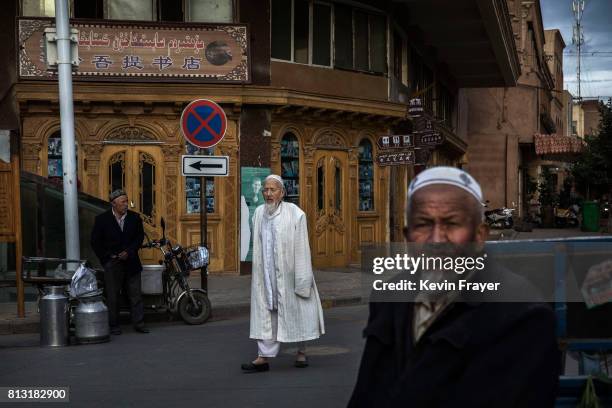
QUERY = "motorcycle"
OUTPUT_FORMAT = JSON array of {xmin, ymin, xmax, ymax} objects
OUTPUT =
[
  {"xmin": 141, "ymin": 218, "xmax": 212, "ymax": 325},
  {"xmin": 484, "ymin": 201, "xmax": 515, "ymax": 229},
  {"xmin": 601, "ymin": 201, "xmax": 610, "ymax": 219},
  {"xmin": 555, "ymin": 204, "xmax": 580, "ymax": 228}
]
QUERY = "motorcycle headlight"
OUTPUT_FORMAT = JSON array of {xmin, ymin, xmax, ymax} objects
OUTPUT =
[{"xmin": 186, "ymin": 246, "xmax": 209, "ymax": 270}]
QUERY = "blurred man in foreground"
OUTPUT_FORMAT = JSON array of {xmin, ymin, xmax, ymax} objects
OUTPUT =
[{"xmin": 348, "ymin": 167, "xmax": 559, "ymax": 407}]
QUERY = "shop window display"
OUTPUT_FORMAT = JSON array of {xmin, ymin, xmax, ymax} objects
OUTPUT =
[
  {"xmin": 47, "ymin": 133, "xmax": 78, "ymax": 179},
  {"xmin": 358, "ymin": 139, "xmax": 374, "ymax": 211},
  {"xmin": 185, "ymin": 144, "xmax": 214, "ymax": 214},
  {"xmin": 280, "ymin": 134, "xmax": 300, "ymax": 206}
]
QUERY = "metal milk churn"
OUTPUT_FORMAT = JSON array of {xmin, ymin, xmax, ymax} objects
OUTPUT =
[
  {"xmin": 40, "ymin": 286, "xmax": 69, "ymax": 347},
  {"xmin": 74, "ymin": 295, "xmax": 110, "ymax": 344}
]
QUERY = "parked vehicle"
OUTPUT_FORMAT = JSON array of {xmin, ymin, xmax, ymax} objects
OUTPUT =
[
  {"xmin": 141, "ymin": 218, "xmax": 211, "ymax": 325},
  {"xmin": 601, "ymin": 201, "xmax": 610, "ymax": 219},
  {"xmin": 555, "ymin": 204, "xmax": 580, "ymax": 228},
  {"xmin": 484, "ymin": 201, "xmax": 515, "ymax": 229}
]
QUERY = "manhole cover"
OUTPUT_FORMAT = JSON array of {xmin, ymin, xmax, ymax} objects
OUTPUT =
[{"xmin": 282, "ymin": 346, "xmax": 350, "ymax": 356}]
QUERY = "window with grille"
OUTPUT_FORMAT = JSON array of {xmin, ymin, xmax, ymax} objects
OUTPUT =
[
  {"xmin": 280, "ymin": 133, "xmax": 300, "ymax": 205},
  {"xmin": 185, "ymin": 144, "xmax": 215, "ymax": 214},
  {"xmin": 358, "ymin": 139, "xmax": 374, "ymax": 212}
]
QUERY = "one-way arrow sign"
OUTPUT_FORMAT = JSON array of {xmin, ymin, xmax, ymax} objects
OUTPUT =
[{"xmin": 182, "ymin": 155, "xmax": 229, "ymax": 176}]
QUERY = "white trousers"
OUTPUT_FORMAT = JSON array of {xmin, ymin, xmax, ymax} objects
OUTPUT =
[{"xmin": 257, "ymin": 310, "xmax": 306, "ymax": 358}]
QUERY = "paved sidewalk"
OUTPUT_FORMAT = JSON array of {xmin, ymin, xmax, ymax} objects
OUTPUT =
[
  {"xmin": 0, "ymin": 268, "xmax": 364, "ymax": 335},
  {"xmin": 489, "ymin": 227, "xmax": 610, "ymax": 241}
]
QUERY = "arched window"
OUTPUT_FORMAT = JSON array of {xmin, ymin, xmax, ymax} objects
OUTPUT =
[
  {"xmin": 139, "ymin": 152, "xmax": 156, "ymax": 224},
  {"xmin": 108, "ymin": 151, "xmax": 125, "ymax": 194},
  {"xmin": 358, "ymin": 139, "xmax": 374, "ymax": 211},
  {"xmin": 280, "ymin": 133, "xmax": 300, "ymax": 205},
  {"xmin": 47, "ymin": 132, "xmax": 78, "ymax": 178}
]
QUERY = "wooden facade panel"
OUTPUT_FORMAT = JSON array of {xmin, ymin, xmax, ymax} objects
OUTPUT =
[
  {"xmin": 0, "ymin": 171, "xmax": 15, "ymax": 237},
  {"xmin": 358, "ymin": 223, "xmax": 375, "ymax": 245},
  {"xmin": 19, "ymin": 111, "xmax": 239, "ymax": 274},
  {"xmin": 334, "ymin": 233, "xmax": 345, "ymax": 255},
  {"xmin": 182, "ymin": 221, "xmax": 222, "ymax": 271},
  {"xmin": 0, "ymin": 132, "xmax": 18, "ymax": 241},
  {"xmin": 315, "ymin": 233, "xmax": 328, "ymax": 257},
  {"xmin": 271, "ymin": 61, "xmax": 388, "ymax": 102},
  {"xmin": 15, "ymin": 89, "xmax": 407, "ymax": 272},
  {"xmin": 271, "ymin": 117, "xmax": 387, "ymax": 268}
]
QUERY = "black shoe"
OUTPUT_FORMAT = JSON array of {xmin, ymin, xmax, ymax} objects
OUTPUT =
[
  {"xmin": 110, "ymin": 327, "xmax": 122, "ymax": 335},
  {"xmin": 134, "ymin": 324, "xmax": 150, "ymax": 334},
  {"xmin": 294, "ymin": 358, "xmax": 309, "ymax": 368},
  {"xmin": 241, "ymin": 362, "xmax": 269, "ymax": 373}
]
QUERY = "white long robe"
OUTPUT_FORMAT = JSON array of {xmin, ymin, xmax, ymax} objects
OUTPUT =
[
  {"xmin": 239, "ymin": 196, "xmax": 250, "ymax": 262},
  {"xmin": 249, "ymin": 201, "xmax": 325, "ymax": 343}
]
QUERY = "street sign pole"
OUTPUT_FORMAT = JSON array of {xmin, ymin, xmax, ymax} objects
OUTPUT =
[
  {"xmin": 55, "ymin": 0, "xmax": 80, "ymax": 266},
  {"xmin": 200, "ymin": 176, "xmax": 208, "ymax": 291},
  {"xmin": 180, "ymin": 99, "xmax": 227, "ymax": 293}
]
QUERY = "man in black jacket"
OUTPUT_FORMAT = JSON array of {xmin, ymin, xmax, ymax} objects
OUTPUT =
[
  {"xmin": 348, "ymin": 167, "xmax": 560, "ymax": 407},
  {"xmin": 91, "ymin": 189, "xmax": 149, "ymax": 335}
]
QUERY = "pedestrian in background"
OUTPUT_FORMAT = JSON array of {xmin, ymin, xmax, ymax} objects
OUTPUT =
[
  {"xmin": 91, "ymin": 189, "xmax": 149, "ymax": 335},
  {"xmin": 242, "ymin": 174, "xmax": 325, "ymax": 373}
]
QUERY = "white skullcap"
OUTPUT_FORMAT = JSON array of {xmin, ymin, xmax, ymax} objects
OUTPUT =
[
  {"xmin": 408, "ymin": 166, "xmax": 483, "ymax": 203},
  {"xmin": 264, "ymin": 174, "xmax": 285, "ymax": 191}
]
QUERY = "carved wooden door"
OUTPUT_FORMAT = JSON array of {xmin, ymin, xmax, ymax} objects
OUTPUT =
[
  {"xmin": 311, "ymin": 150, "xmax": 349, "ymax": 268},
  {"xmin": 101, "ymin": 145, "xmax": 163, "ymax": 264}
]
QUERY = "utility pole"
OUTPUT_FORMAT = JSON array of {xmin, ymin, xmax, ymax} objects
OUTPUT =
[
  {"xmin": 55, "ymin": 0, "xmax": 80, "ymax": 263},
  {"xmin": 572, "ymin": 0, "xmax": 585, "ymax": 101}
]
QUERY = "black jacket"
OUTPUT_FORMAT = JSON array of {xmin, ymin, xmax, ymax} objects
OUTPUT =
[
  {"xmin": 348, "ymin": 295, "xmax": 560, "ymax": 407},
  {"xmin": 90, "ymin": 209, "xmax": 145, "ymax": 272}
]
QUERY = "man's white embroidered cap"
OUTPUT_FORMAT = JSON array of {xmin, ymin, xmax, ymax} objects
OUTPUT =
[
  {"xmin": 408, "ymin": 166, "xmax": 483, "ymax": 203},
  {"xmin": 265, "ymin": 174, "xmax": 285, "ymax": 192}
]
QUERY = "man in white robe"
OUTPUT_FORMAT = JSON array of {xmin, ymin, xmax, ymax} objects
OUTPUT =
[{"xmin": 241, "ymin": 174, "xmax": 325, "ymax": 373}]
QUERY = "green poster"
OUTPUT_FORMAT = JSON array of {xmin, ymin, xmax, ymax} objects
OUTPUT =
[{"xmin": 240, "ymin": 167, "xmax": 271, "ymax": 262}]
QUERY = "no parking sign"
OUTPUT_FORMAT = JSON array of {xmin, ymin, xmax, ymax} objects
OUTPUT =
[{"xmin": 180, "ymin": 99, "xmax": 227, "ymax": 149}]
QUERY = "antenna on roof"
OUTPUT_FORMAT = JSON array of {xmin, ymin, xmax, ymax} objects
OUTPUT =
[{"xmin": 571, "ymin": 0, "xmax": 586, "ymax": 102}]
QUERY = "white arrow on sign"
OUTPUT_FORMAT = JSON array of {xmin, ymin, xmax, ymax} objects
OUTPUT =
[{"xmin": 181, "ymin": 155, "xmax": 229, "ymax": 176}]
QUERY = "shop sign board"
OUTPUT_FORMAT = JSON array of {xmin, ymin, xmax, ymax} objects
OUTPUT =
[
  {"xmin": 415, "ymin": 132, "xmax": 444, "ymax": 146},
  {"xmin": 376, "ymin": 135, "xmax": 413, "ymax": 149},
  {"xmin": 18, "ymin": 18, "xmax": 250, "ymax": 82},
  {"xmin": 376, "ymin": 150, "xmax": 415, "ymax": 166}
]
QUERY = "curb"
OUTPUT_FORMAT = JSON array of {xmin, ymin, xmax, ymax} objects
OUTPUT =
[
  {"xmin": 0, "ymin": 319, "xmax": 40, "ymax": 335},
  {"xmin": 0, "ymin": 296, "xmax": 365, "ymax": 335}
]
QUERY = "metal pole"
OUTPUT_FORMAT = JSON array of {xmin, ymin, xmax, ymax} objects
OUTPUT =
[
  {"xmin": 554, "ymin": 243, "xmax": 568, "ymax": 338},
  {"xmin": 13, "ymin": 133, "xmax": 25, "ymax": 318},
  {"xmin": 55, "ymin": 0, "xmax": 80, "ymax": 263},
  {"xmin": 572, "ymin": 0, "xmax": 585, "ymax": 102},
  {"xmin": 577, "ymin": 21, "xmax": 581, "ymax": 100},
  {"xmin": 200, "ymin": 176, "xmax": 208, "ymax": 291}
]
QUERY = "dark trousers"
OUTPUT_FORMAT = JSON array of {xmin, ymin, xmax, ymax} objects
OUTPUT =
[{"xmin": 103, "ymin": 259, "xmax": 144, "ymax": 327}]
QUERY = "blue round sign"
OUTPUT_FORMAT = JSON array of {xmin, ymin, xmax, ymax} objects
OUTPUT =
[{"xmin": 180, "ymin": 99, "xmax": 227, "ymax": 149}]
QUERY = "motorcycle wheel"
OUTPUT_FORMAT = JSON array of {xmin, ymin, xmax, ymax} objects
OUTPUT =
[
  {"xmin": 504, "ymin": 218, "xmax": 513, "ymax": 229},
  {"xmin": 178, "ymin": 291, "xmax": 211, "ymax": 325},
  {"xmin": 487, "ymin": 219, "xmax": 500, "ymax": 229}
]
